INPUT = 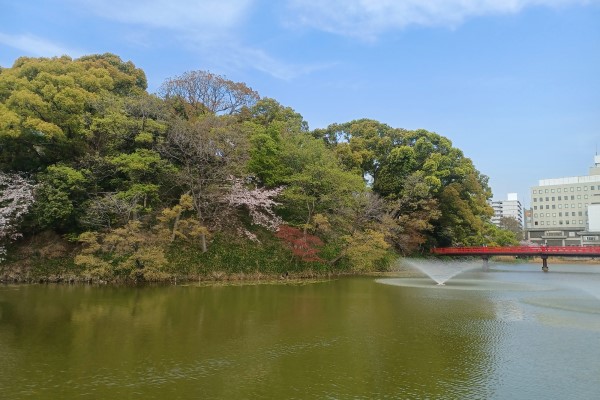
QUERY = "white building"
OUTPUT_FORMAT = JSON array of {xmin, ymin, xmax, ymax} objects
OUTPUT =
[
  {"xmin": 491, "ymin": 193, "xmax": 523, "ymax": 228},
  {"xmin": 526, "ymin": 155, "xmax": 600, "ymax": 246}
]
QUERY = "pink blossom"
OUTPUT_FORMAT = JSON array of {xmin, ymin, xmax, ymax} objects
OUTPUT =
[
  {"xmin": 0, "ymin": 173, "xmax": 35, "ymax": 262},
  {"xmin": 227, "ymin": 178, "xmax": 283, "ymax": 231}
]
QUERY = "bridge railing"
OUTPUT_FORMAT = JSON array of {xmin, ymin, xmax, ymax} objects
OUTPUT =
[{"xmin": 431, "ymin": 246, "xmax": 600, "ymax": 255}]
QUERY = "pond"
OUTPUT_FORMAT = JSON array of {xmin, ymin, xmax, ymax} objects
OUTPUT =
[{"xmin": 1, "ymin": 262, "xmax": 599, "ymax": 399}]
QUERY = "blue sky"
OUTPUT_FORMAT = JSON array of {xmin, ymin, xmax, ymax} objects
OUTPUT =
[{"xmin": 1, "ymin": 0, "xmax": 599, "ymax": 207}]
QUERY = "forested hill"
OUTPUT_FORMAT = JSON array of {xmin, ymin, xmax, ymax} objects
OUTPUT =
[{"xmin": 0, "ymin": 54, "xmax": 517, "ymax": 282}]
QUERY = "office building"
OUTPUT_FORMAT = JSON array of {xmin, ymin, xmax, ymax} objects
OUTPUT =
[
  {"xmin": 526, "ymin": 155, "xmax": 600, "ymax": 246},
  {"xmin": 490, "ymin": 193, "xmax": 523, "ymax": 228}
]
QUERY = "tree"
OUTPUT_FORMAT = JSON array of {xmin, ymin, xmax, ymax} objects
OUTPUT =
[
  {"xmin": 0, "ymin": 54, "xmax": 148, "ymax": 171},
  {"xmin": 160, "ymin": 115, "xmax": 251, "ymax": 251},
  {"xmin": 0, "ymin": 173, "xmax": 35, "ymax": 262},
  {"xmin": 277, "ymin": 132, "xmax": 366, "ymax": 230},
  {"xmin": 75, "ymin": 220, "xmax": 171, "ymax": 282},
  {"xmin": 313, "ymin": 120, "xmax": 493, "ymax": 249},
  {"xmin": 226, "ymin": 178, "xmax": 284, "ymax": 231},
  {"xmin": 30, "ymin": 165, "xmax": 88, "ymax": 231},
  {"xmin": 499, "ymin": 216, "xmax": 523, "ymax": 240},
  {"xmin": 160, "ymin": 70, "xmax": 259, "ymax": 117},
  {"xmin": 275, "ymin": 225, "xmax": 324, "ymax": 262},
  {"xmin": 247, "ymin": 98, "xmax": 309, "ymax": 187},
  {"xmin": 342, "ymin": 229, "xmax": 390, "ymax": 272},
  {"xmin": 387, "ymin": 172, "xmax": 441, "ymax": 254}
]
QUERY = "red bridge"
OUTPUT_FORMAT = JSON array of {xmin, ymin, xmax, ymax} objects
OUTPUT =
[{"xmin": 431, "ymin": 246, "xmax": 600, "ymax": 271}]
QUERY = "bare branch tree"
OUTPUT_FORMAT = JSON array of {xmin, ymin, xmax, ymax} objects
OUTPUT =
[{"xmin": 160, "ymin": 70, "xmax": 260, "ymax": 116}]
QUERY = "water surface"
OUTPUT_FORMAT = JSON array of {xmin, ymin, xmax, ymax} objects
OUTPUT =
[{"xmin": 1, "ymin": 262, "xmax": 599, "ymax": 399}]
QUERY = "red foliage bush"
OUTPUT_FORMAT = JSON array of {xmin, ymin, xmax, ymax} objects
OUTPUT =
[{"xmin": 275, "ymin": 225, "xmax": 324, "ymax": 262}]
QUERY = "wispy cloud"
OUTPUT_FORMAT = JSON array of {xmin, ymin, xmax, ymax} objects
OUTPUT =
[
  {"xmin": 286, "ymin": 0, "xmax": 596, "ymax": 39},
  {"xmin": 74, "ymin": 0, "xmax": 323, "ymax": 79},
  {"xmin": 77, "ymin": 0, "xmax": 254, "ymax": 33},
  {"xmin": 0, "ymin": 32, "xmax": 80, "ymax": 58}
]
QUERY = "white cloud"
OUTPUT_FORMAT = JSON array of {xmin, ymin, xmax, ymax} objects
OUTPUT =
[
  {"xmin": 75, "ymin": 0, "xmax": 326, "ymax": 80},
  {"xmin": 78, "ymin": 0, "xmax": 254, "ymax": 34},
  {"xmin": 0, "ymin": 33, "xmax": 79, "ymax": 58},
  {"xmin": 286, "ymin": 0, "xmax": 596, "ymax": 39},
  {"xmin": 192, "ymin": 40, "xmax": 333, "ymax": 80}
]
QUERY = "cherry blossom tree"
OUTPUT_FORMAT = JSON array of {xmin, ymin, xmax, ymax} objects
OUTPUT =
[
  {"xmin": 0, "ymin": 172, "xmax": 35, "ymax": 262},
  {"xmin": 226, "ymin": 178, "xmax": 284, "ymax": 231}
]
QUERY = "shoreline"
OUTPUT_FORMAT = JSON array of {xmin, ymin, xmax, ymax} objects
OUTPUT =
[{"xmin": 3, "ymin": 257, "xmax": 599, "ymax": 286}]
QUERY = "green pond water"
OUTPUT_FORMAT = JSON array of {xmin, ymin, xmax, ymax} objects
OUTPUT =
[{"xmin": 1, "ymin": 262, "xmax": 599, "ymax": 399}]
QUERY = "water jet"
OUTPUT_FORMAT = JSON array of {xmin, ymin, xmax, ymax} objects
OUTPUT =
[{"xmin": 403, "ymin": 258, "xmax": 480, "ymax": 285}]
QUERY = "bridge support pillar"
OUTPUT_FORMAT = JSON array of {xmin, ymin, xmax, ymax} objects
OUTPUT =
[
  {"xmin": 541, "ymin": 256, "xmax": 549, "ymax": 272},
  {"xmin": 482, "ymin": 256, "xmax": 489, "ymax": 271}
]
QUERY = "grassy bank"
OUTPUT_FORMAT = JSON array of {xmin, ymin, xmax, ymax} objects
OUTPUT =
[{"xmin": 1, "ymin": 230, "xmax": 386, "ymax": 284}]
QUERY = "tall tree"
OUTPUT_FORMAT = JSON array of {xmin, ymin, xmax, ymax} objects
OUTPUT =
[
  {"xmin": 0, "ymin": 54, "xmax": 148, "ymax": 171},
  {"xmin": 160, "ymin": 70, "xmax": 259, "ymax": 117},
  {"xmin": 313, "ymin": 120, "xmax": 493, "ymax": 249},
  {"xmin": 160, "ymin": 115, "xmax": 251, "ymax": 251}
]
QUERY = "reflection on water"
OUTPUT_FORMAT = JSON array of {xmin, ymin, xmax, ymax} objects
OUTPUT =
[
  {"xmin": 0, "ymin": 262, "xmax": 599, "ymax": 399},
  {"xmin": 376, "ymin": 277, "xmax": 550, "ymax": 291}
]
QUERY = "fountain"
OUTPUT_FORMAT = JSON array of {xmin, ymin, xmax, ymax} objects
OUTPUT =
[{"xmin": 403, "ymin": 258, "xmax": 481, "ymax": 286}]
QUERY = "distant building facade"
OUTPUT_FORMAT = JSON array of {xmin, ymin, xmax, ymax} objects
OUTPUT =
[
  {"xmin": 490, "ymin": 193, "xmax": 523, "ymax": 228},
  {"xmin": 526, "ymin": 155, "xmax": 600, "ymax": 246}
]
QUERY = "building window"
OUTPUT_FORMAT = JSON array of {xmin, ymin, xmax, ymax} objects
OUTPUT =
[
  {"xmin": 579, "ymin": 203, "xmax": 582, "ymax": 208},
  {"xmin": 535, "ymin": 221, "xmax": 538, "ymax": 225},
  {"xmin": 552, "ymin": 205, "xmax": 556, "ymax": 209},
  {"xmin": 579, "ymin": 220, "xmax": 583, "ymax": 224},
  {"xmin": 572, "ymin": 220, "xmax": 576, "ymax": 224},
  {"xmin": 571, "ymin": 196, "xmax": 575, "ymax": 200},
  {"xmin": 585, "ymin": 195, "xmax": 588, "ymax": 199},
  {"xmin": 545, "ymin": 197, "xmax": 549, "ymax": 201},
  {"xmin": 541, "ymin": 221, "xmax": 544, "ymax": 225},
  {"xmin": 578, "ymin": 211, "xmax": 582, "ymax": 216},
  {"xmin": 552, "ymin": 213, "xmax": 556, "ymax": 217},
  {"xmin": 534, "ymin": 206, "xmax": 537, "ymax": 210},
  {"xmin": 558, "ymin": 204, "xmax": 562, "ymax": 209},
  {"xmin": 592, "ymin": 186, "xmax": 595, "ymax": 190},
  {"xmin": 546, "ymin": 213, "xmax": 550, "ymax": 217},
  {"xmin": 559, "ymin": 221, "xmax": 563, "ymax": 225},
  {"xmin": 546, "ymin": 205, "xmax": 550, "ymax": 209},
  {"xmin": 557, "ymin": 188, "xmax": 561, "ymax": 193},
  {"xmin": 545, "ymin": 189, "xmax": 549, "ymax": 193},
  {"xmin": 559, "ymin": 212, "xmax": 562, "ymax": 216},
  {"xmin": 558, "ymin": 196, "xmax": 561, "ymax": 200},
  {"xmin": 551, "ymin": 189, "xmax": 555, "ymax": 193},
  {"xmin": 534, "ymin": 213, "xmax": 538, "ymax": 217},
  {"xmin": 534, "ymin": 198, "xmax": 537, "ymax": 202},
  {"xmin": 577, "ymin": 195, "xmax": 581, "ymax": 200},
  {"xmin": 577, "ymin": 187, "xmax": 581, "ymax": 191},
  {"xmin": 584, "ymin": 186, "xmax": 588, "ymax": 191},
  {"xmin": 566, "ymin": 220, "xmax": 569, "ymax": 225},
  {"xmin": 571, "ymin": 187, "xmax": 574, "ymax": 192},
  {"xmin": 572, "ymin": 212, "xmax": 576, "ymax": 216}
]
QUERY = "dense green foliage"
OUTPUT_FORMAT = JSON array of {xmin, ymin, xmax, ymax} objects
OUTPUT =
[{"xmin": 0, "ymin": 54, "xmax": 517, "ymax": 282}]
